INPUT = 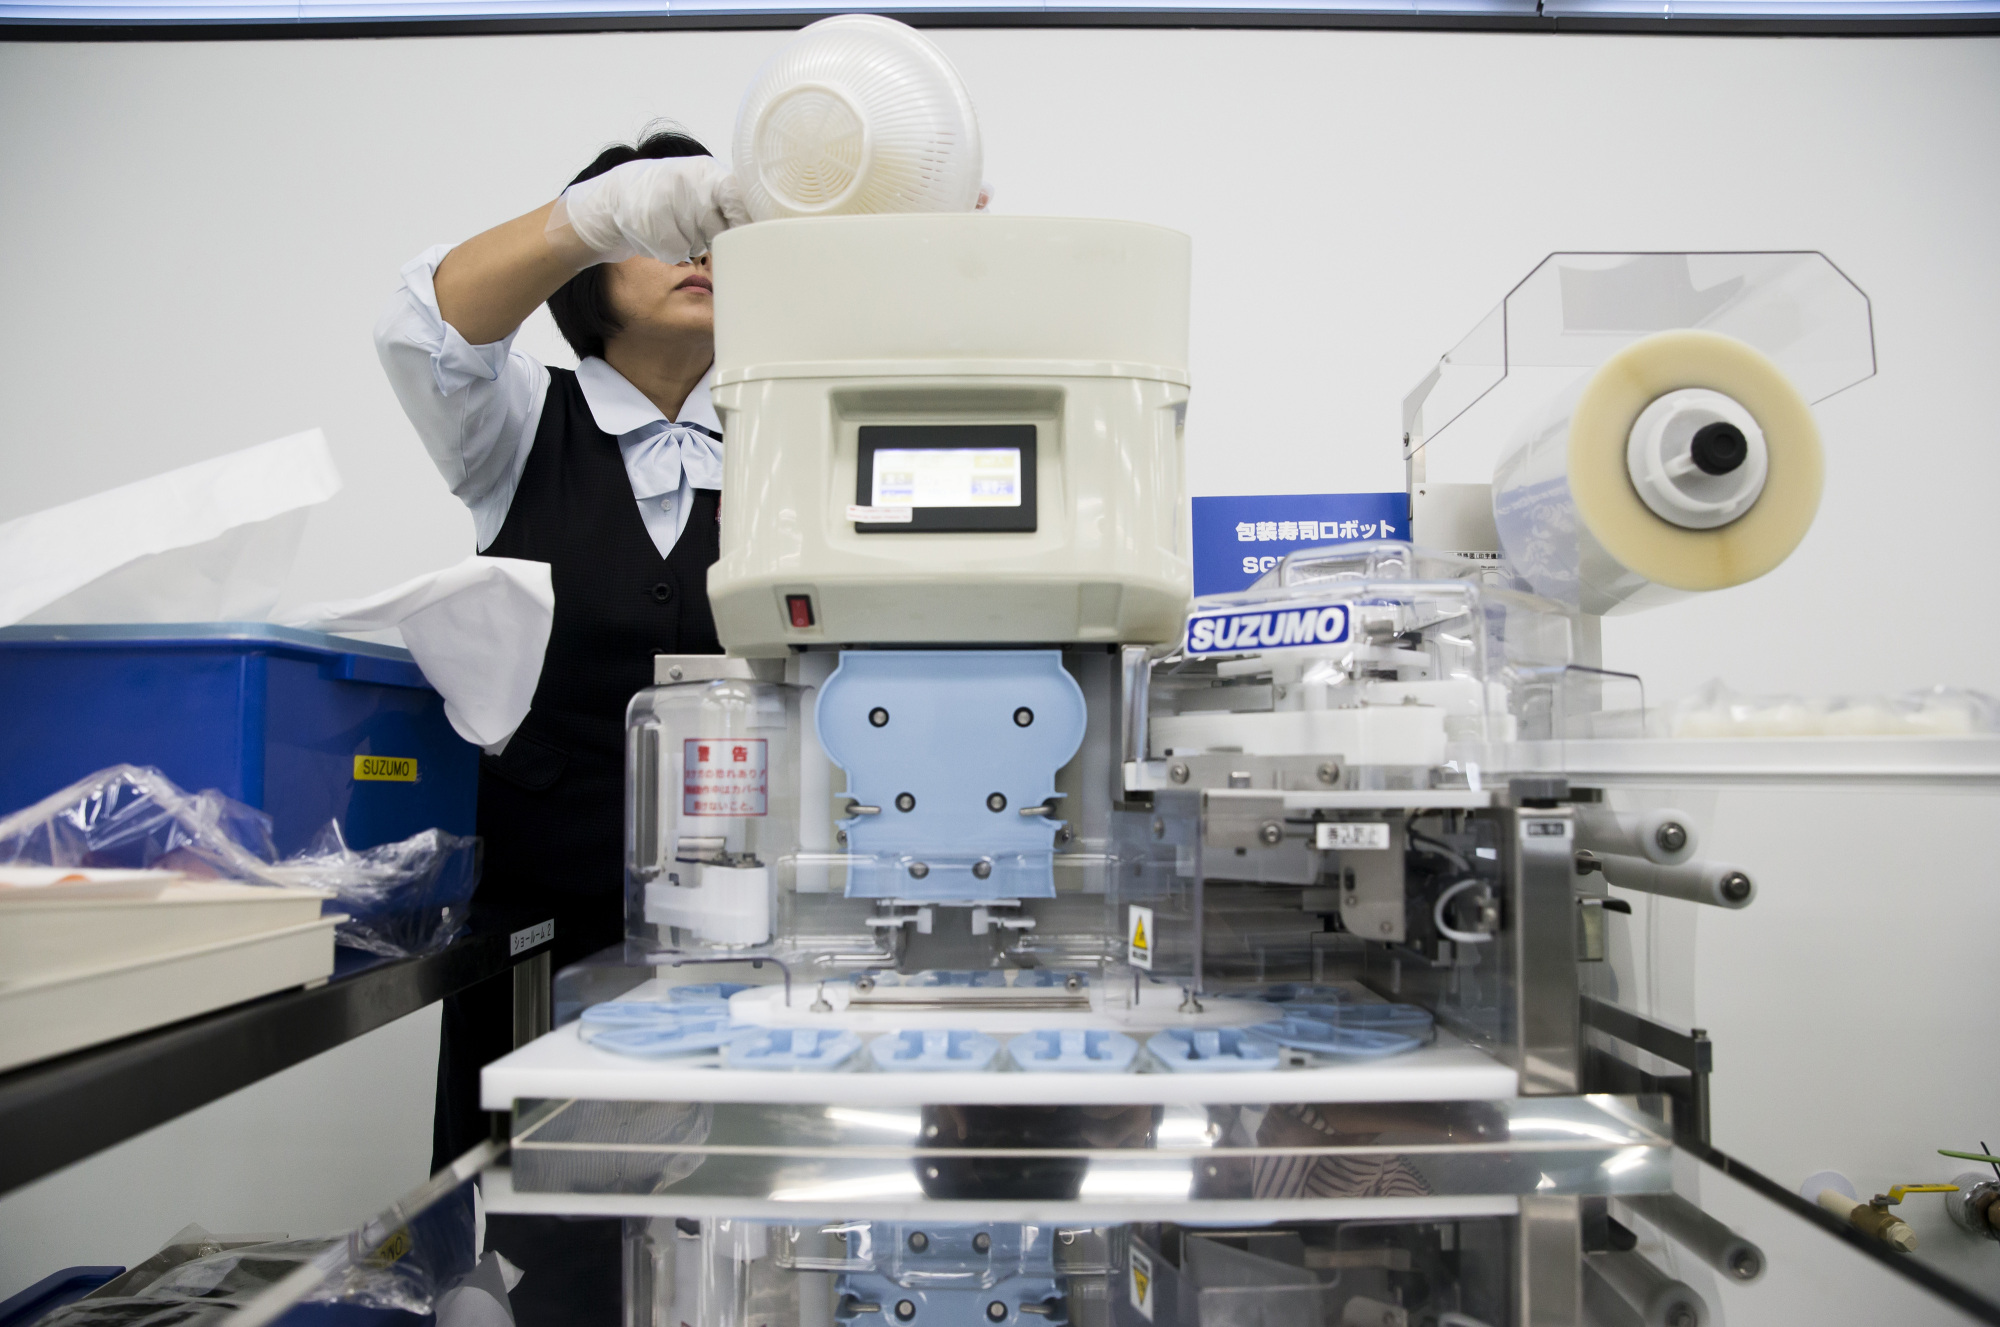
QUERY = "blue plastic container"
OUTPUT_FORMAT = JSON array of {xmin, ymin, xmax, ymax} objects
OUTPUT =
[{"xmin": 0, "ymin": 624, "xmax": 477, "ymax": 854}]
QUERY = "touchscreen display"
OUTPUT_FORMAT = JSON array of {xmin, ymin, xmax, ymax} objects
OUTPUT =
[{"xmin": 870, "ymin": 448, "xmax": 1023, "ymax": 509}]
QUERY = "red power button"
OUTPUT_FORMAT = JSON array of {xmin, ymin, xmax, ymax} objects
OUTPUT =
[{"xmin": 785, "ymin": 594, "xmax": 816, "ymax": 629}]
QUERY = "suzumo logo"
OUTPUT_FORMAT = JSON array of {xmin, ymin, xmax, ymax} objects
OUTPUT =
[{"xmin": 1185, "ymin": 603, "xmax": 1351, "ymax": 657}]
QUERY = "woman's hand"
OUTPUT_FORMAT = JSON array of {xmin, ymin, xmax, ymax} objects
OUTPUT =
[
  {"xmin": 433, "ymin": 156, "xmax": 748, "ymax": 349},
  {"xmin": 552, "ymin": 155, "xmax": 750, "ymax": 267}
]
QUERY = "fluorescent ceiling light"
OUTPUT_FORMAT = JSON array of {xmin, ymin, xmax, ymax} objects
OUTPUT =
[
  {"xmin": 768, "ymin": 1171, "xmax": 926, "ymax": 1203},
  {"xmin": 1078, "ymin": 1165, "xmax": 1194, "ymax": 1198},
  {"xmin": 824, "ymin": 1107, "xmax": 923, "ymax": 1136}
]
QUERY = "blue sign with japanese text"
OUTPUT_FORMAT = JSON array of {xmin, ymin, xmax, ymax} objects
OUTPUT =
[{"xmin": 1190, "ymin": 493, "xmax": 1410, "ymax": 597}]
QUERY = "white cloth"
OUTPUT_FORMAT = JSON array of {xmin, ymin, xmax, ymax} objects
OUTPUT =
[
  {"xmin": 434, "ymin": 1251, "xmax": 523, "ymax": 1327},
  {"xmin": 374, "ymin": 245, "xmax": 722, "ymax": 558},
  {"xmin": 0, "ymin": 430, "xmax": 342, "ymax": 628},
  {"xmin": 276, "ymin": 556, "xmax": 554, "ymax": 748}
]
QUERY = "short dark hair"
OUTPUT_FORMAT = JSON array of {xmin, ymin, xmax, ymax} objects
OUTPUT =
[{"xmin": 547, "ymin": 127, "xmax": 712, "ymax": 361}]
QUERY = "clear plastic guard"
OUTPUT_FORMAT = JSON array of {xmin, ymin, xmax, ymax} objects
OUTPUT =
[{"xmin": 1403, "ymin": 252, "xmax": 1876, "ymax": 485}]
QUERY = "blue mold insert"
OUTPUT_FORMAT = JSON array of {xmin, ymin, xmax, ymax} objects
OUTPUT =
[
  {"xmin": 835, "ymin": 1223, "xmax": 1060, "ymax": 1327},
  {"xmin": 667, "ymin": 983, "xmax": 752, "ymax": 1003},
  {"xmin": 817, "ymin": 651, "xmax": 1087, "ymax": 901},
  {"xmin": 869, "ymin": 1029, "xmax": 1002, "ymax": 1073},
  {"xmin": 584, "ymin": 1017, "xmax": 733, "ymax": 1058},
  {"xmin": 1273, "ymin": 1002, "xmax": 1435, "ymax": 1039},
  {"xmin": 729, "ymin": 1027, "xmax": 864, "ymax": 1071},
  {"xmin": 581, "ymin": 1000, "xmax": 729, "ymax": 1028},
  {"xmin": 1146, "ymin": 1027, "xmax": 1281, "ymax": 1072},
  {"xmin": 1248, "ymin": 1012, "xmax": 1429, "ymax": 1059},
  {"xmin": 1008, "ymin": 1029, "xmax": 1138, "ymax": 1073}
]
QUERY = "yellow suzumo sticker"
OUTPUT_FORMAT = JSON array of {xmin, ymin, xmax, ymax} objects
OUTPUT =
[{"xmin": 354, "ymin": 755, "xmax": 418, "ymax": 782}]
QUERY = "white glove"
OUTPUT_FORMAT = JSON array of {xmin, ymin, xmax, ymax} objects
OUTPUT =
[{"xmin": 549, "ymin": 155, "xmax": 751, "ymax": 266}]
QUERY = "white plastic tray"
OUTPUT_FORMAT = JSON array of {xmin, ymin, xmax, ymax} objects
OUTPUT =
[
  {"xmin": 481, "ymin": 1019, "xmax": 1517, "ymax": 1110},
  {"xmin": 0, "ymin": 881, "xmax": 329, "ymax": 985},
  {"xmin": 0, "ymin": 914, "xmax": 341, "ymax": 1073}
]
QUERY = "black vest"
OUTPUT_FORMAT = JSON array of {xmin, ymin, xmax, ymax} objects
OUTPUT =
[{"xmin": 475, "ymin": 367, "xmax": 722, "ymax": 912}]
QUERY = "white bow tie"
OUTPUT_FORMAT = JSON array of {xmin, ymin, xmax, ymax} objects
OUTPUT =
[{"xmin": 622, "ymin": 421, "xmax": 724, "ymax": 500}]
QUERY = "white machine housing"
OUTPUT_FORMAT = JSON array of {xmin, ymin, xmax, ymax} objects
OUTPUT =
[{"xmin": 707, "ymin": 215, "xmax": 1193, "ymax": 654}]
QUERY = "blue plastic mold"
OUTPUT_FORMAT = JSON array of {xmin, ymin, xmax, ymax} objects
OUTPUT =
[
  {"xmin": 1008, "ymin": 1029, "xmax": 1138, "ymax": 1073},
  {"xmin": 1272, "ymin": 1002, "xmax": 1435, "ymax": 1039},
  {"xmin": 729, "ymin": 1027, "xmax": 864, "ymax": 1071},
  {"xmin": 1248, "ymin": 1012, "xmax": 1429, "ymax": 1058},
  {"xmin": 666, "ymin": 983, "xmax": 752, "ymax": 1003},
  {"xmin": 584, "ymin": 1014, "xmax": 733, "ymax": 1058},
  {"xmin": 816, "ymin": 650, "xmax": 1087, "ymax": 901},
  {"xmin": 1146, "ymin": 1027, "xmax": 1281, "ymax": 1072},
  {"xmin": 869, "ymin": 1029, "xmax": 1003, "ymax": 1073},
  {"xmin": 0, "ymin": 624, "xmax": 477, "ymax": 854},
  {"xmin": 581, "ymin": 1000, "xmax": 730, "ymax": 1028},
  {"xmin": 836, "ymin": 1223, "xmax": 1059, "ymax": 1327}
]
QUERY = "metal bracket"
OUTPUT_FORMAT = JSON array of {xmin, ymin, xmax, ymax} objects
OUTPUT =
[
  {"xmin": 1200, "ymin": 791, "xmax": 1289, "ymax": 849},
  {"xmin": 1581, "ymin": 996, "xmax": 1713, "ymax": 1143},
  {"xmin": 970, "ymin": 904, "xmax": 1037, "ymax": 936},
  {"xmin": 865, "ymin": 906, "xmax": 934, "ymax": 937},
  {"xmin": 1165, "ymin": 753, "xmax": 1346, "ymax": 793},
  {"xmin": 1336, "ymin": 817, "xmax": 1408, "ymax": 943}
]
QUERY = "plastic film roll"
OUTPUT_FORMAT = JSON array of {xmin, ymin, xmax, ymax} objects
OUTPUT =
[
  {"xmin": 1588, "ymin": 1250, "xmax": 1710, "ymax": 1327},
  {"xmin": 1598, "ymin": 854, "xmax": 1755, "ymax": 909},
  {"xmin": 1622, "ymin": 1193, "xmax": 1765, "ymax": 1283},
  {"xmin": 1493, "ymin": 330, "xmax": 1822, "ymax": 615}
]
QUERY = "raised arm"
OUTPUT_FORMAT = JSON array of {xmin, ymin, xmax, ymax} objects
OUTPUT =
[
  {"xmin": 433, "ymin": 156, "xmax": 749, "ymax": 348},
  {"xmin": 432, "ymin": 201, "xmax": 591, "ymax": 349}
]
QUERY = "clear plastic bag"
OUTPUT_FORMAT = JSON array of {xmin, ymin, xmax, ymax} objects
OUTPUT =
[
  {"xmin": 40, "ymin": 1185, "xmax": 478, "ymax": 1327},
  {"xmin": 0, "ymin": 764, "xmax": 480, "ymax": 957},
  {"xmin": 262, "ymin": 821, "xmax": 481, "ymax": 959}
]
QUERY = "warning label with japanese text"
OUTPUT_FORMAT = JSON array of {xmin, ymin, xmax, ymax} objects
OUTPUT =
[{"xmin": 683, "ymin": 738, "xmax": 768, "ymax": 816}]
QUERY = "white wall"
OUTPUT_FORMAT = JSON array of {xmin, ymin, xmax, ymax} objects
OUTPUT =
[{"xmin": 2, "ymin": 25, "xmax": 1997, "ymax": 1315}]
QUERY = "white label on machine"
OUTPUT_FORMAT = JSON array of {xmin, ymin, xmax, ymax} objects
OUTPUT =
[
  {"xmin": 871, "ymin": 448, "xmax": 1022, "ymax": 508},
  {"xmin": 1184, "ymin": 600, "xmax": 1351, "ymax": 658},
  {"xmin": 846, "ymin": 504, "xmax": 913, "ymax": 523},
  {"xmin": 1317, "ymin": 822, "xmax": 1390, "ymax": 850},
  {"xmin": 1128, "ymin": 1245, "xmax": 1155, "ymax": 1321},
  {"xmin": 509, "ymin": 919, "xmax": 554, "ymax": 955},
  {"xmin": 1126, "ymin": 904, "xmax": 1154, "ymax": 970},
  {"xmin": 683, "ymin": 738, "xmax": 768, "ymax": 816}
]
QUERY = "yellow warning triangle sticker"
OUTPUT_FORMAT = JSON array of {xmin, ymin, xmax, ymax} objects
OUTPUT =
[
  {"xmin": 1133, "ymin": 1269, "xmax": 1150, "ymax": 1301},
  {"xmin": 1132, "ymin": 917, "xmax": 1148, "ymax": 949}
]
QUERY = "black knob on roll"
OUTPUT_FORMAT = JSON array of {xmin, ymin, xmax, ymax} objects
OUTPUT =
[{"xmin": 1690, "ymin": 421, "xmax": 1749, "ymax": 475}]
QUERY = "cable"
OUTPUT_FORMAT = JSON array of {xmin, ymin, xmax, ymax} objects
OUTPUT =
[
  {"xmin": 1405, "ymin": 812, "xmax": 1471, "ymax": 872},
  {"xmin": 1433, "ymin": 877, "xmax": 1494, "ymax": 944}
]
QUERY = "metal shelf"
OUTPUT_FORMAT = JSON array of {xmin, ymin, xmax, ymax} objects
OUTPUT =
[{"xmin": 0, "ymin": 913, "xmax": 552, "ymax": 1197}]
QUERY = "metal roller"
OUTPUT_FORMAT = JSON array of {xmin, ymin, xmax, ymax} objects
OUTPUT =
[
  {"xmin": 1591, "ymin": 853, "xmax": 1755, "ymax": 909},
  {"xmin": 1622, "ymin": 1193, "xmax": 1765, "ymax": 1283},
  {"xmin": 1588, "ymin": 1249, "xmax": 1710, "ymax": 1327},
  {"xmin": 1575, "ymin": 806, "xmax": 1699, "ymax": 865}
]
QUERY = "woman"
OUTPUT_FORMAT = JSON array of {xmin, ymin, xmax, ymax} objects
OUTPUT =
[{"xmin": 375, "ymin": 127, "xmax": 746, "ymax": 1319}]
